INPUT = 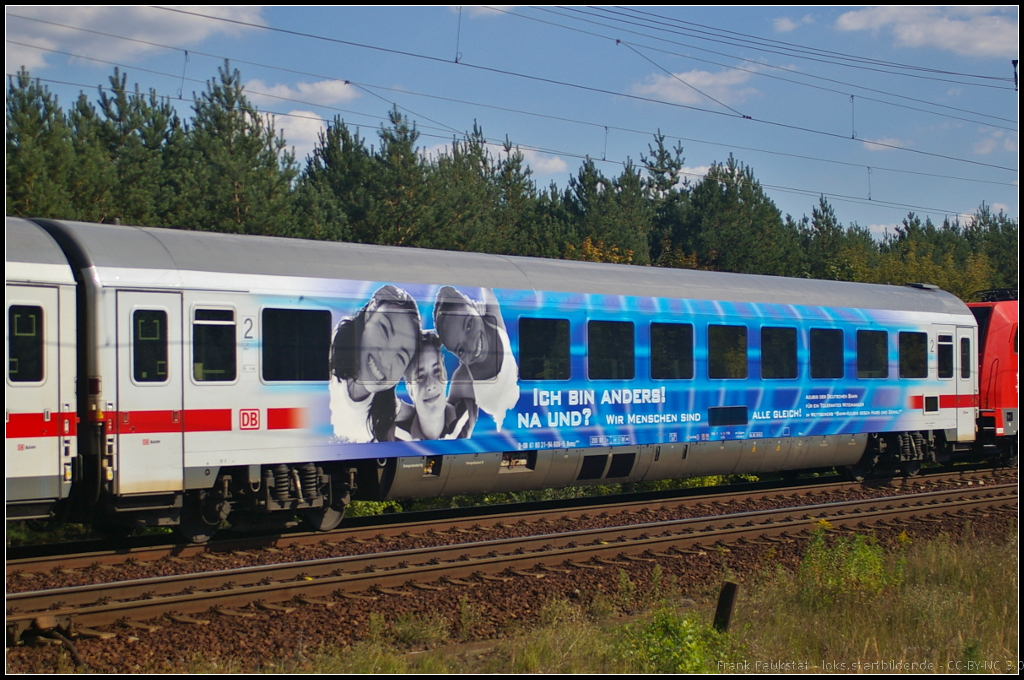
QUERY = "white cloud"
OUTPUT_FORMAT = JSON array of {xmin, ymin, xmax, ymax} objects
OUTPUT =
[
  {"xmin": 679, "ymin": 165, "xmax": 711, "ymax": 181},
  {"xmin": 991, "ymin": 202, "xmax": 1010, "ymax": 213},
  {"xmin": 268, "ymin": 110, "xmax": 328, "ymax": 164},
  {"xmin": 973, "ymin": 136, "xmax": 999, "ymax": 155},
  {"xmin": 520, "ymin": 148, "xmax": 568, "ymax": 175},
  {"xmin": 420, "ymin": 142, "xmax": 452, "ymax": 161},
  {"xmin": 861, "ymin": 136, "xmax": 910, "ymax": 152},
  {"xmin": 835, "ymin": 7, "xmax": 1018, "ymax": 58},
  {"xmin": 973, "ymin": 130, "xmax": 1018, "ymax": 155},
  {"xmin": 774, "ymin": 14, "xmax": 813, "ymax": 33},
  {"xmin": 633, "ymin": 68, "xmax": 758, "ymax": 107},
  {"xmin": 773, "ymin": 17, "xmax": 798, "ymax": 33},
  {"xmin": 244, "ymin": 79, "xmax": 360, "ymax": 108},
  {"xmin": 5, "ymin": 6, "xmax": 265, "ymax": 73}
]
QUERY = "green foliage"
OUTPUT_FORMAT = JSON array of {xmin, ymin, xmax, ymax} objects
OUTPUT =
[
  {"xmin": 562, "ymin": 158, "xmax": 653, "ymax": 264},
  {"xmin": 346, "ymin": 500, "xmax": 403, "ymax": 517},
  {"xmin": 6, "ymin": 69, "xmax": 74, "ymax": 218},
  {"xmin": 6, "ymin": 63, "xmax": 1017, "ymax": 295},
  {"xmin": 735, "ymin": 528, "xmax": 1017, "ymax": 671},
  {"xmin": 388, "ymin": 611, "xmax": 450, "ymax": 648},
  {"xmin": 683, "ymin": 155, "xmax": 801, "ymax": 276},
  {"xmin": 6, "ymin": 520, "xmax": 92, "ymax": 546},
  {"xmin": 797, "ymin": 528, "xmax": 902, "ymax": 608},
  {"xmin": 642, "ymin": 132, "xmax": 690, "ymax": 265},
  {"xmin": 619, "ymin": 608, "xmax": 725, "ymax": 673},
  {"xmin": 181, "ymin": 62, "xmax": 298, "ymax": 236}
]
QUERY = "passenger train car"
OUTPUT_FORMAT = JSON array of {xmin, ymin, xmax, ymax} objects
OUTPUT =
[{"xmin": 6, "ymin": 217, "xmax": 1017, "ymax": 541}]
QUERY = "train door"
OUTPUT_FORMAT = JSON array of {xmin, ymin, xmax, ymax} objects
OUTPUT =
[
  {"xmin": 116, "ymin": 291, "xmax": 184, "ymax": 494},
  {"xmin": 955, "ymin": 326, "xmax": 977, "ymax": 441},
  {"xmin": 5, "ymin": 286, "xmax": 62, "ymax": 505}
]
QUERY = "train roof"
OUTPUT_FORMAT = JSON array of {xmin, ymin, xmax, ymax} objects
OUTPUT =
[
  {"xmin": 28, "ymin": 218, "xmax": 971, "ymax": 316},
  {"xmin": 7, "ymin": 217, "xmax": 72, "ymax": 265},
  {"xmin": 5, "ymin": 217, "xmax": 76, "ymax": 284}
]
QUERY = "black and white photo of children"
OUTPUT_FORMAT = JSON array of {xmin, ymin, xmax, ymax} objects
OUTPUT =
[
  {"xmin": 329, "ymin": 285, "xmax": 420, "ymax": 442},
  {"xmin": 433, "ymin": 286, "xmax": 520, "ymax": 431},
  {"xmin": 394, "ymin": 330, "xmax": 475, "ymax": 441}
]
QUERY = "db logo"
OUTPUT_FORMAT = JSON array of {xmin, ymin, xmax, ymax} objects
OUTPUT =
[{"xmin": 240, "ymin": 409, "xmax": 261, "ymax": 430}]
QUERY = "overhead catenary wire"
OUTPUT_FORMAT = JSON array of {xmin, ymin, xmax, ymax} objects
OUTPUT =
[
  {"xmin": 584, "ymin": 6, "xmax": 1014, "ymax": 85},
  {"xmin": 6, "ymin": 9, "xmax": 1014, "ymax": 223},
  {"xmin": 7, "ymin": 35, "xmax": 1015, "ymax": 190},
  {"xmin": 140, "ymin": 6, "xmax": 1016, "ymax": 173},
  {"xmin": 510, "ymin": 6, "xmax": 1017, "ymax": 128},
  {"xmin": 9, "ymin": 71, "xmax": 978, "ymax": 221}
]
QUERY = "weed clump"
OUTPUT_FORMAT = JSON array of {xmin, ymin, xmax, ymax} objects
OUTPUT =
[
  {"xmin": 619, "ymin": 607, "xmax": 725, "ymax": 673},
  {"xmin": 797, "ymin": 527, "xmax": 903, "ymax": 608}
]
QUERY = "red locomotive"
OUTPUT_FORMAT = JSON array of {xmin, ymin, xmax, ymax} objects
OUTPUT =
[{"xmin": 968, "ymin": 290, "xmax": 1019, "ymax": 465}]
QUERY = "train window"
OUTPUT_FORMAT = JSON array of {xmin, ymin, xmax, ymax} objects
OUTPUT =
[
  {"xmin": 262, "ymin": 308, "xmax": 331, "ymax": 381},
  {"xmin": 761, "ymin": 327, "xmax": 797, "ymax": 379},
  {"xmin": 857, "ymin": 330, "xmax": 889, "ymax": 378},
  {"xmin": 8, "ymin": 305, "xmax": 43, "ymax": 382},
  {"xmin": 937, "ymin": 334, "xmax": 954, "ymax": 379},
  {"xmin": 651, "ymin": 323, "xmax": 694, "ymax": 379},
  {"xmin": 133, "ymin": 309, "xmax": 168, "ymax": 382},
  {"xmin": 708, "ymin": 325, "xmax": 747, "ymax": 379},
  {"xmin": 587, "ymin": 321, "xmax": 634, "ymax": 380},
  {"xmin": 518, "ymin": 318, "xmax": 570, "ymax": 380},
  {"xmin": 898, "ymin": 332, "xmax": 928, "ymax": 378},
  {"xmin": 810, "ymin": 328, "xmax": 844, "ymax": 379},
  {"xmin": 193, "ymin": 309, "xmax": 237, "ymax": 382},
  {"xmin": 960, "ymin": 337, "xmax": 971, "ymax": 378}
]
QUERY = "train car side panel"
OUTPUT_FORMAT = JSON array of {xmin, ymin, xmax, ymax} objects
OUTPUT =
[
  {"xmin": 5, "ymin": 218, "xmax": 79, "ymax": 518},
  {"xmin": 115, "ymin": 290, "xmax": 185, "ymax": 494}
]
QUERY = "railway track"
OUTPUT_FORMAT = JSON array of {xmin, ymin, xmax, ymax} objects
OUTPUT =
[
  {"xmin": 7, "ymin": 480, "xmax": 1016, "ymax": 645},
  {"xmin": 7, "ymin": 467, "xmax": 1010, "ymax": 584}
]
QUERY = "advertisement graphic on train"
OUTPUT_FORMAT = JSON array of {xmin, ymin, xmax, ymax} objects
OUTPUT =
[
  {"xmin": 284, "ymin": 277, "xmax": 945, "ymax": 462},
  {"xmin": 328, "ymin": 284, "xmax": 516, "ymax": 446}
]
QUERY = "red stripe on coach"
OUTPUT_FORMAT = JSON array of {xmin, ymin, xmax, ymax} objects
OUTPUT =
[
  {"xmin": 6, "ymin": 412, "xmax": 78, "ymax": 439},
  {"xmin": 910, "ymin": 394, "xmax": 979, "ymax": 410},
  {"xmin": 114, "ymin": 410, "xmax": 182, "ymax": 434},
  {"xmin": 183, "ymin": 409, "xmax": 233, "ymax": 432},
  {"xmin": 267, "ymin": 407, "xmax": 306, "ymax": 430}
]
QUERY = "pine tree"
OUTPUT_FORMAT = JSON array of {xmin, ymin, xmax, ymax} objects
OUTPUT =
[
  {"xmin": 642, "ymin": 132, "xmax": 690, "ymax": 265},
  {"xmin": 94, "ymin": 70, "xmax": 183, "ymax": 226},
  {"xmin": 685, "ymin": 156, "xmax": 800, "ymax": 276},
  {"xmin": 362, "ymin": 109, "xmax": 431, "ymax": 246},
  {"xmin": 6, "ymin": 70, "xmax": 74, "ymax": 218},
  {"xmin": 182, "ymin": 62, "xmax": 298, "ymax": 236},
  {"xmin": 427, "ymin": 124, "xmax": 499, "ymax": 252},
  {"xmin": 66, "ymin": 91, "xmax": 118, "ymax": 222}
]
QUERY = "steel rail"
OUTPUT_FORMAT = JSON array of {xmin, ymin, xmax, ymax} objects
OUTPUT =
[
  {"xmin": 7, "ymin": 467, "xmax": 1008, "ymax": 576},
  {"xmin": 7, "ymin": 483, "xmax": 1015, "ymax": 641}
]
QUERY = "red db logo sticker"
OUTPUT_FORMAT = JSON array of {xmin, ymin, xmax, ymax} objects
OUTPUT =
[{"xmin": 240, "ymin": 409, "xmax": 260, "ymax": 430}]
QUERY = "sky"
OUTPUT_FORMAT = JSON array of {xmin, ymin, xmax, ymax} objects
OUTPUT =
[{"xmin": 5, "ymin": 6, "xmax": 1019, "ymax": 237}]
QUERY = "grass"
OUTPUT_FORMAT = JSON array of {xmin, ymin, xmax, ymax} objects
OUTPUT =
[
  {"xmin": 731, "ymin": 524, "xmax": 1019, "ymax": 673},
  {"xmin": 42, "ymin": 520, "xmax": 1019, "ymax": 673},
  {"xmin": 312, "ymin": 526, "xmax": 1017, "ymax": 673}
]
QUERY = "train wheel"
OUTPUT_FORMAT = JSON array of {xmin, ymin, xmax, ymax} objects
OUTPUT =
[{"xmin": 305, "ymin": 505, "xmax": 345, "ymax": 532}]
